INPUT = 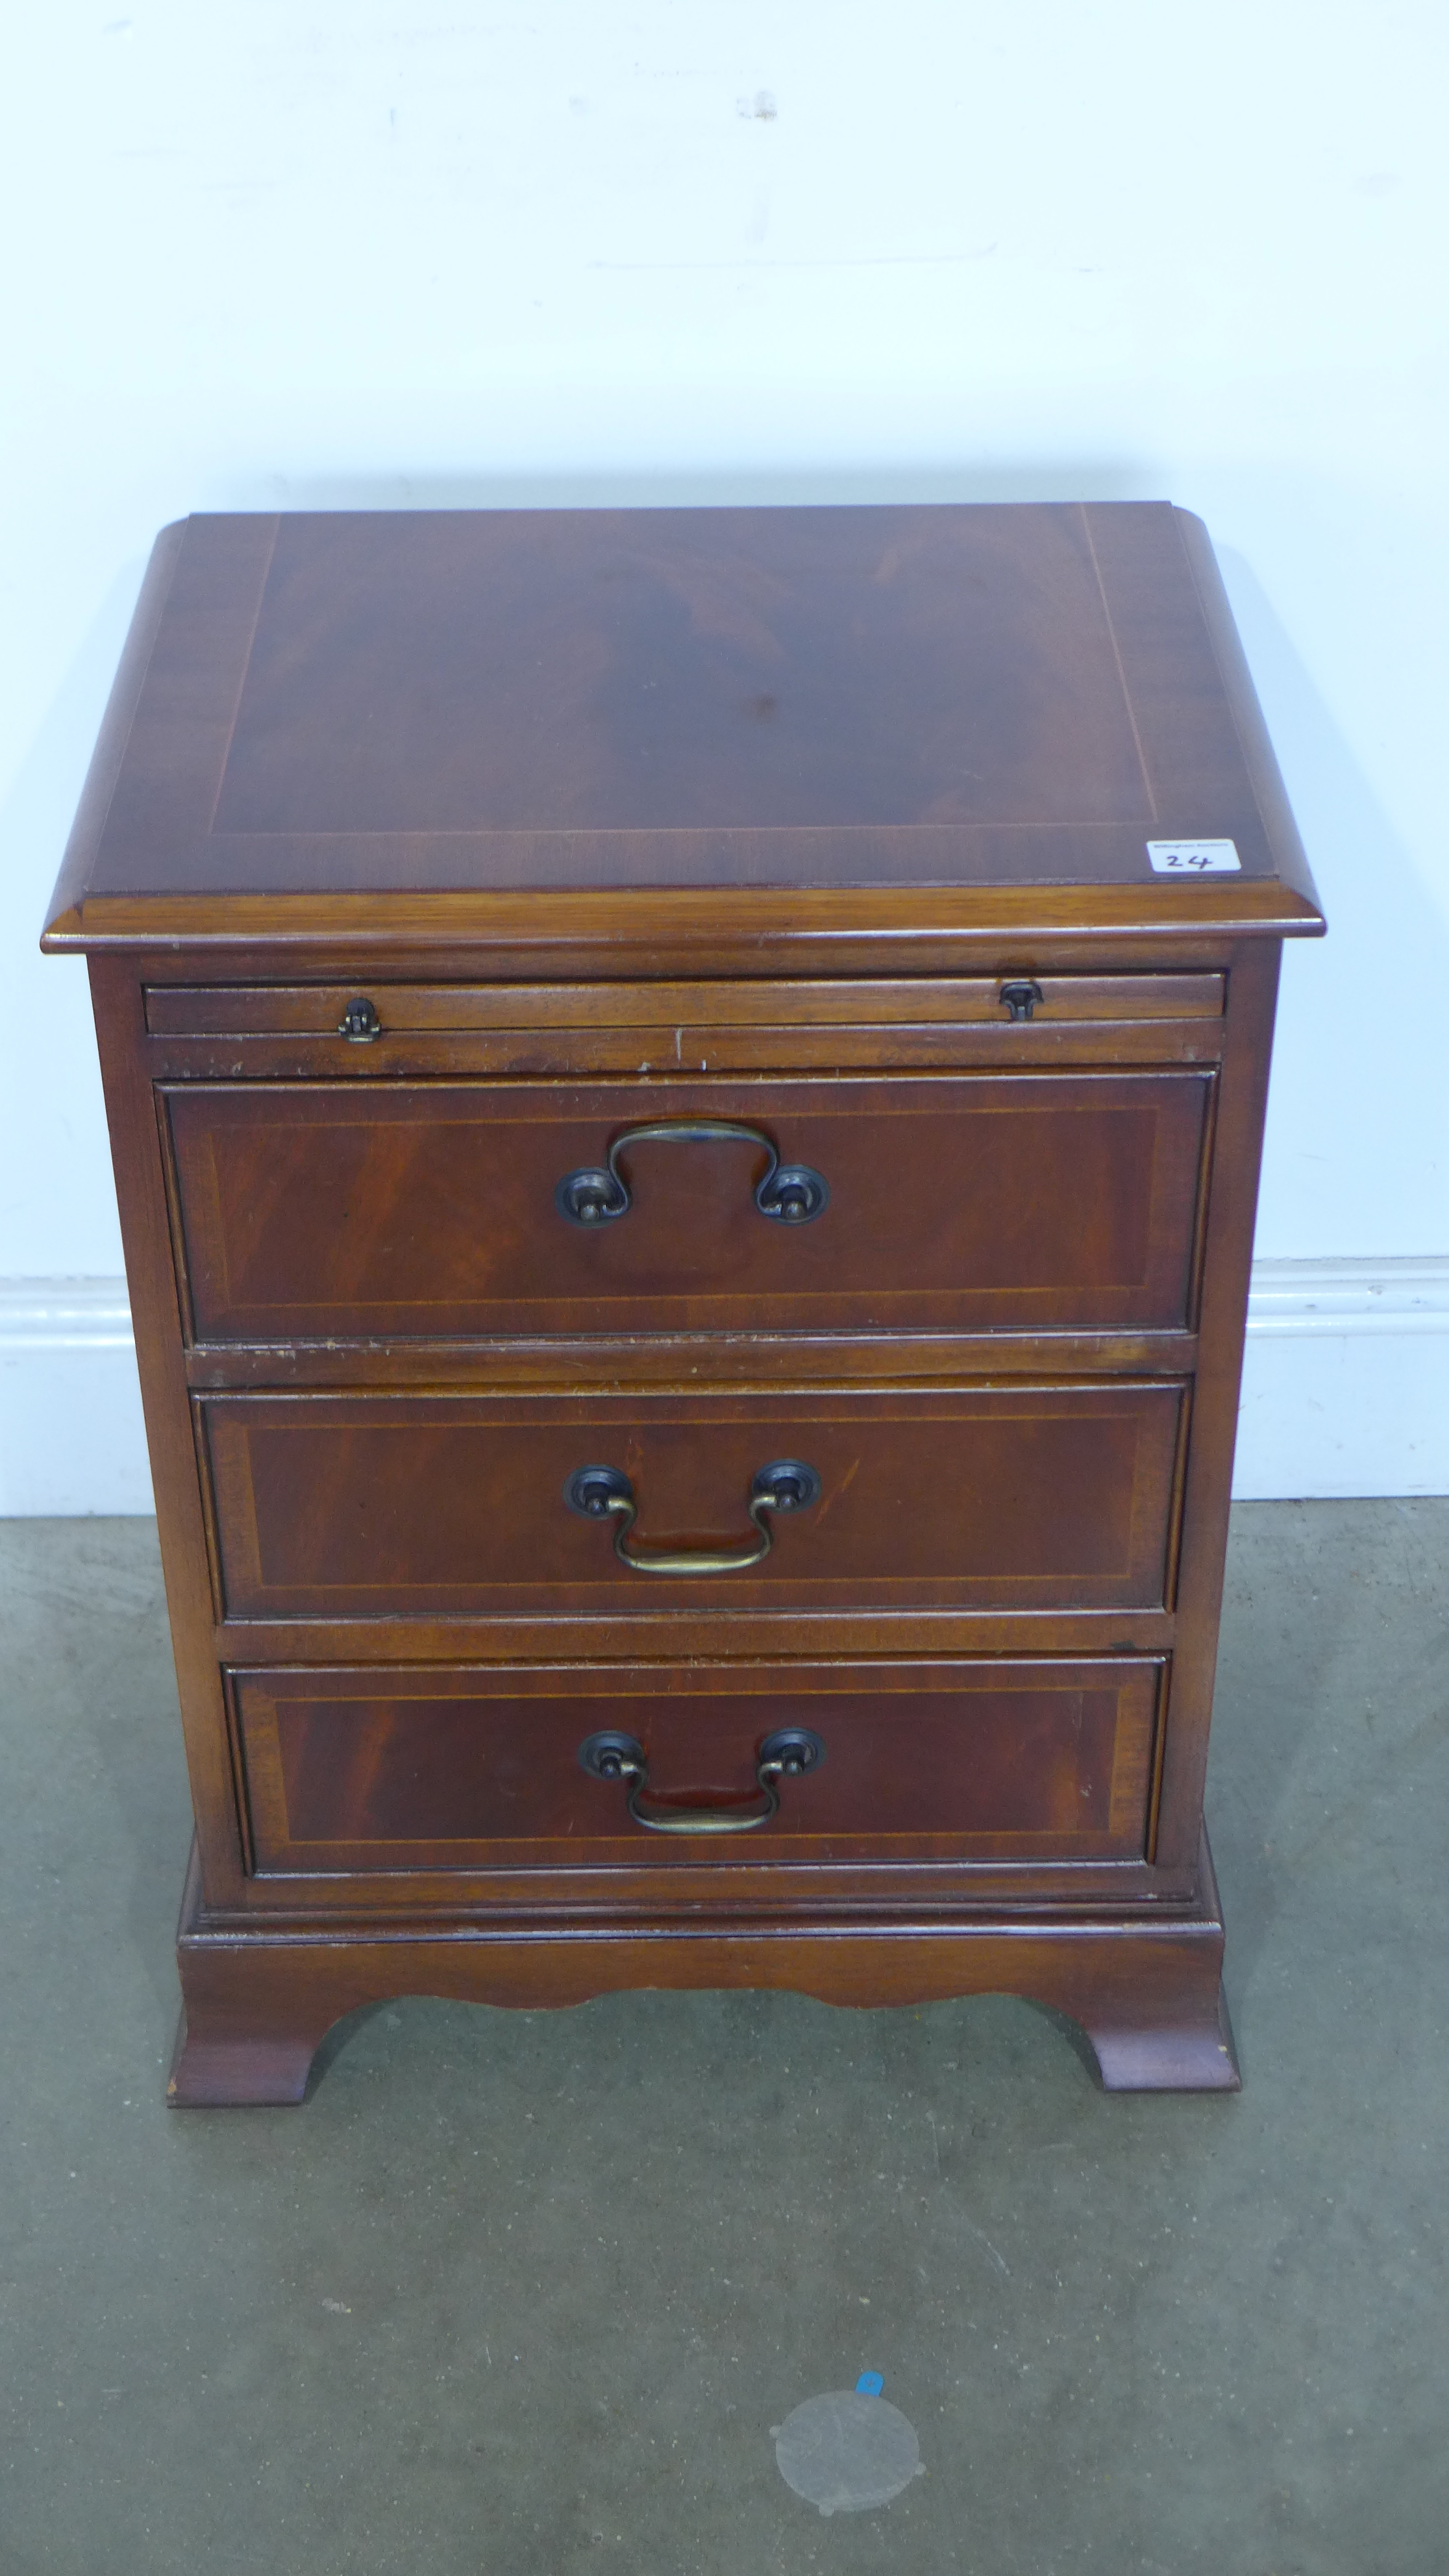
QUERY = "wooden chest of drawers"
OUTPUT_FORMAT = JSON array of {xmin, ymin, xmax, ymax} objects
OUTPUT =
[{"xmin": 43, "ymin": 501, "xmax": 1323, "ymax": 2102}]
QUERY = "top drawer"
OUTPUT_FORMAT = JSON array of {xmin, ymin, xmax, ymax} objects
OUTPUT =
[{"xmin": 162, "ymin": 1071, "xmax": 1211, "ymax": 1343}]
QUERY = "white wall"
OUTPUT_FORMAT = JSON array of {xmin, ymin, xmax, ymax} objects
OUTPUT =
[{"xmin": 3, "ymin": 2, "xmax": 1447, "ymax": 1506}]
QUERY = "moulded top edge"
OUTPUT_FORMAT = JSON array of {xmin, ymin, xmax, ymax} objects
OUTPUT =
[{"xmin": 41, "ymin": 876, "xmax": 1327, "ymax": 954}]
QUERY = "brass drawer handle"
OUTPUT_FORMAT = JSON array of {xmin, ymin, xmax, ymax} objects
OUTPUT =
[
  {"xmin": 578, "ymin": 1725, "xmax": 825, "ymax": 1834},
  {"xmin": 564, "ymin": 1458, "xmax": 821, "ymax": 1574},
  {"xmin": 555, "ymin": 1120, "xmax": 828, "ymax": 1228}
]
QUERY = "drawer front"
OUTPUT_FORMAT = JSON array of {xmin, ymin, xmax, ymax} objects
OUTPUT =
[
  {"xmin": 202, "ymin": 1383, "xmax": 1185, "ymax": 1619},
  {"xmin": 232, "ymin": 1658, "xmax": 1162, "ymax": 1873},
  {"xmin": 165, "ymin": 1072, "xmax": 1211, "ymax": 1341}
]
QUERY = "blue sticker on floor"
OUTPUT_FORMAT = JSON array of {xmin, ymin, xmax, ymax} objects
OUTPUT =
[{"xmin": 772, "ymin": 2375, "xmax": 924, "ymax": 2516}]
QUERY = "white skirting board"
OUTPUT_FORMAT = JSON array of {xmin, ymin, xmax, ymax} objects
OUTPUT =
[
  {"xmin": 2, "ymin": 1263, "xmax": 1448, "ymax": 1515},
  {"xmin": 1233, "ymin": 1258, "xmax": 1449, "ymax": 1500},
  {"xmin": 0, "ymin": 1281, "xmax": 153, "ymax": 1516}
]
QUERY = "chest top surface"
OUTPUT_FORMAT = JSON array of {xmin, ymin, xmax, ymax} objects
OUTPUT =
[{"xmin": 43, "ymin": 501, "xmax": 1322, "ymax": 947}]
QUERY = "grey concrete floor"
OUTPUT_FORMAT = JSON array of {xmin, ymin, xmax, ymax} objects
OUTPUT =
[{"xmin": 1, "ymin": 1504, "xmax": 1446, "ymax": 2575}]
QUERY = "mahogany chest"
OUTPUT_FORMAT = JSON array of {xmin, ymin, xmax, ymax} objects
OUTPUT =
[{"xmin": 43, "ymin": 502, "xmax": 1323, "ymax": 2102}]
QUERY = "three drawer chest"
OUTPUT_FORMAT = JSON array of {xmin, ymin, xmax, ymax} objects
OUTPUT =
[{"xmin": 43, "ymin": 501, "xmax": 1324, "ymax": 2103}]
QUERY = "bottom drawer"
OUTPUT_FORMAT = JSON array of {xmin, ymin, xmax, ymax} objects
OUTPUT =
[{"xmin": 232, "ymin": 1659, "xmax": 1163, "ymax": 1876}]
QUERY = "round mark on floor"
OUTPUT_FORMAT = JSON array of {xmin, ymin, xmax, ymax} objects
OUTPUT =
[{"xmin": 773, "ymin": 2388, "xmax": 923, "ymax": 2516}]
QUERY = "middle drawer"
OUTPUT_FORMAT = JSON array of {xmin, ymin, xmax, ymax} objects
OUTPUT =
[{"xmin": 200, "ymin": 1383, "xmax": 1185, "ymax": 1621}]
